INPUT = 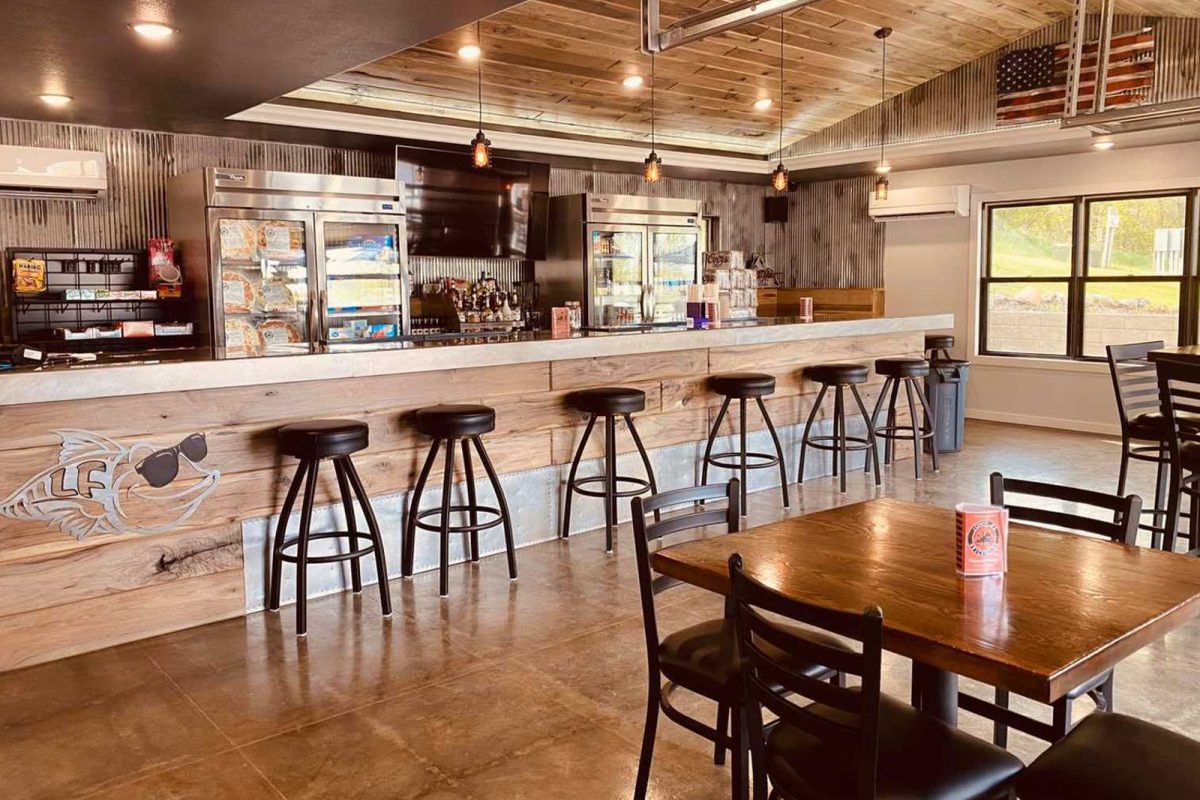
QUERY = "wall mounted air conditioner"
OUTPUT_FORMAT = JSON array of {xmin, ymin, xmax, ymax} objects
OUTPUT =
[
  {"xmin": 0, "ymin": 145, "xmax": 107, "ymax": 200},
  {"xmin": 868, "ymin": 184, "xmax": 970, "ymax": 221}
]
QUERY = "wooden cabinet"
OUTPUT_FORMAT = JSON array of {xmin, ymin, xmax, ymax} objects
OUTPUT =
[{"xmin": 758, "ymin": 287, "xmax": 885, "ymax": 319}]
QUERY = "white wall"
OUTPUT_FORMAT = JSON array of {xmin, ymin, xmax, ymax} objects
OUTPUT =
[{"xmin": 884, "ymin": 137, "xmax": 1200, "ymax": 435}]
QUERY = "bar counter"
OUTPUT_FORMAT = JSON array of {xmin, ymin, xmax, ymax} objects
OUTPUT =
[{"xmin": 0, "ymin": 313, "xmax": 950, "ymax": 670}]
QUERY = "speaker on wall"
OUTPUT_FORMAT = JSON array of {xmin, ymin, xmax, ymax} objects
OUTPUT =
[{"xmin": 763, "ymin": 195, "xmax": 789, "ymax": 224}]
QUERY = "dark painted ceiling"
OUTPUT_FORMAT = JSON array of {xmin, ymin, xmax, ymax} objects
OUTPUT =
[{"xmin": 0, "ymin": 0, "xmax": 521, "ymax": 138}]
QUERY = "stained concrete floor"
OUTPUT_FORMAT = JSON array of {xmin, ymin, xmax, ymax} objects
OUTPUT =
[{"xmin": 1, "ymin": 420, "xmax": 1196, "ymax": 799}]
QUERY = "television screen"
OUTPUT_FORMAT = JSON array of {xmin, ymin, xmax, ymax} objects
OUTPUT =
[{"xmin": 395, "ymin": 146, "xmax": 549, "ymax": 260}]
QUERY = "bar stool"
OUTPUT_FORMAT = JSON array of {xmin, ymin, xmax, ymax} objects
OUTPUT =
[
  {"xmin": 269, "ymin": 419, "xmax": 392, "ymax": 636},
  {"xmin": 869, "ymin": 357, "xmax": 939, "ymax": 480},
  {"xmin": 700, "ymin": 372, "xmax": 790, "ymax": 513},
  {"xmin": 561, "ymin": 387, "xmax": 658, "ymax": 553},
  {"xmin": 925, "ymin": 333, "xmax": 955, "ymax": 362},
  {"xmin": 797, "ymin": 363, "xmax": 881, "ymax": 493},
  {"xmin": 401, "ymin": 404, "xmax": 517, "ymax": 597}
]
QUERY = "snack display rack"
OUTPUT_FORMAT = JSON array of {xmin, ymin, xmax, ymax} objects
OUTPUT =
[{"xmin": 4, "ymin": 247, "xmax": 193, "ymax": 352}]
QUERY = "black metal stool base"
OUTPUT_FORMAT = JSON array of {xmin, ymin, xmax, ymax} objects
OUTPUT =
[
  {"xmin": 797, "ymin": 380, "xmax": 882, "ymax": 494},
  {"xmin": 402, "ymin": 434, "xmax": 517, "ymax": 598},
  {"xmin": 267, "ymin": 454, "xmax": 393, "ymax": 637},
  {"xmin": 701, "ymin": 395, "xmax": 790, "ymax": 514},
  {"xmin": 869, "ymin": 375, "xmax": 939, "ymax": 481},
  {"xmin": 561, "ymin": 411, "xmax": 658, "ymax": 553}
]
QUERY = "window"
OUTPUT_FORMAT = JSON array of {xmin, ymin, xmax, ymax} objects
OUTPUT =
[{"xmin": 981, "ymin": 191, "xmax": 1196, "ymax": 360}]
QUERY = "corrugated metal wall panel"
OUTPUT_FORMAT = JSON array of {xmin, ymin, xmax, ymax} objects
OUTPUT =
[{"xmin": 410, "ymin": 256, "xmax": 532, "ymax": 289}]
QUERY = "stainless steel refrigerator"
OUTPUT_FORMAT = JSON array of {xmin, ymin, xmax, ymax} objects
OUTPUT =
[
  {"xmin": 168, "ymin": 168, "xmax": 410, "ymax": 358},
  {"xmin": 540, "ymin": 194, "xmax": 702, "ymax": 328}
]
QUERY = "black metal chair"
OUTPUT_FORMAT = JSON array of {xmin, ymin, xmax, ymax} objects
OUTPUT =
[
  {"xmin": 868, "ymin": 357, "xmax": 939, "ymax": 480},
  {"xmin": 1156, "ymin": 358, "xmax": 1200, "ymax": 556},
  {"xmin": 1016, "ymin": 712, "xmax": 1200, "ymax": 799},
  {"xmin": 400, "ymin": 404, "xmax": 517, "ymax": 597},
  {"xmin": 957, "ymin": 472, "xmax": 1141, "ymax": 747},
  {"xmin": 1106, "ymin": 341, "xmax": 1172, "ymax": 548},
  {"xmin": 728, "ymin": 553, "xmax": 1022, "ymax": 800},
  {"xmin": 630, "ymin": 481, "xmax": 846, "ymax": 800},
  {"xmin": 269, "ymin": 420, "xmax": 392, "ymax": 636},
  {"xmin": 561, "ymin": 386, "xmax": 658, "ymax": 553},
  {"xmin": 797, "ymin": 363, "xmax": 881, "ymax": 493},
  {"xmin": 925, "ymin": 333, "xmax": 955, "ymax": 362},
  {"xmin": 700, "ymin": 373, "xmax": 790, "ymax": 514}
]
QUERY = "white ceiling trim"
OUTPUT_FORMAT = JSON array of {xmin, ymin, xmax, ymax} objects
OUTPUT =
[{"xmin": 229, "ymin": 103, "xmax": 774, "ymax": 175}]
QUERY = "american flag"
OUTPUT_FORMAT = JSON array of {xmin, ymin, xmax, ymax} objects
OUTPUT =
[{"xmin": 996, "ymin": 28, "xmax": 1155, "ymax": 124}]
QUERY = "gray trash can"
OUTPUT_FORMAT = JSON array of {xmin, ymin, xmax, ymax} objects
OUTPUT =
[{"xmin": 925, "ymin": 359, "xmax": 969, "ymax": 454}]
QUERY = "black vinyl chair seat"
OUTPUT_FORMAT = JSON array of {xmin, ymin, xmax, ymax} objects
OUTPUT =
[
  {"xmin": 1016, "ymin": 712, "xmax": 1200, "ymax": 800},
  {"xmin": 277, "ymin": 419, "xmax": 369, "ymax": 459},
  {"xmin": 805, "ymin": 363, "xmax": 869, "ymax": 385},
  {"xmin": 658, "ymin": 618, "xmax": 851, "ymax": 702},
  {"xmin": 875, "ymin": 357, "xmax": 931, "ymax": 379},
  {"xmin": 415, "ymin": 404, "xmax": 496, "ymax": 437},
  {"xmin": 925, "ymin": 334, "xmax": 955, "ymax": 351},
  {"xmin": 766, "ymin": 693, "xmax": 1023, "ymax": 800},
  {"xmin": 569, "ymin": 386, "xmax": 647, "ymax": 415},
  {"xmin": 710, "ymin": 372, "xmax": 777, "ymax": 398}
]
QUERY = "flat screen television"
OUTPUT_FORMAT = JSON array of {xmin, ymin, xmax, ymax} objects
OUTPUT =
[{"xmin": 395, "ymin": 145, "xmax": 549, "ymax": 260}]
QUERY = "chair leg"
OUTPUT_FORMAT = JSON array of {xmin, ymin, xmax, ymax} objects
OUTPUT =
[
  {"xmin": 634, "ymin": 681, "xmax": 660, "ymax": 800},
  {"xmin": 604, "ymin": 414, "xmax": 618, "ymax": 553},
  {"xmin": 849, "ymin": 385, "xmax": 882, "ymax": 487},
  {"xmin": 702, "ymin": 397, "xmax": 732, "ymax": 489},
  {"xmin": 739, "ymin": 398, "xmax": 749, "ymax": 513},
  {"xmin": 403, "ymin": 438, "xmax": 440, "ymax": 577},
  {"xmin": 343, "ymin": 456, "xmax": 392, "ymax": 617},
  {"xmin": 914, "ymin": 376, "xmax": 939, "ymax": 473},
  {"xmin": 625, "ymin": 413, "xmax": 660, "ymax": 522},
  {"xmin": 757, "ymin": 397, "xmax": 790, "ymax": 508},
  {"xmin": 797, "ymin": 384, "xmax": 827, "ymax": 484},
  {"xmin": 835, "ymin": 385, "xmax": 847, "ymax": 493},
  {"xmin": 1164, "ymin": 460, "xmax": 1183, "ymax": 553},
  {"xmin": 561, "ymin": 414, "xmax": 596, "ymax": 540},
  {"xmin": 731, "ymin": 708, "xmax": 750, "ymax": 800},
  {"xmin": 269, "ymin": 458, "xmax": 309, "ymax": 612},
  {"xmin": 473, "ymin": 435, "xmax": 518, "ymax": 581},
  {"xmin": 1116, "ymin": 439, "xmax": 1131, "ymax": 497},
  {"xmin": 993, "ymin": 688, "xmax": 1010, "ymax": 748},
  {"xmin": 745, "ymin": 698, "xmax": 769, "ymax": 800},
  {"xmin": 461, "ymin": 438, "xmax": 479, "ymax": 563},
  {"xmin": 904, "ymin": 379, "xmax": 923, "ymax": 480},
  {"xmin": 713, "ymin": 702, "xmax": 730, "ymax": 765},
  {"xmin": 332, "ymin": 458, "xmax": 362, "ymax": 593},
  {"xmin": 294, "ymin": 460, "xmax": 319, "ymax": 636},
  {"xmin": 438, "ymin": 438, "xmax": 457, "ymax": 597},
  {"xmin": 1051, "ymin": 696, "xmax": 1073, "ymax": 741},
  {"xmin": 1152, "ymin": 452, "xmax": 1169, "ymax": 550}
]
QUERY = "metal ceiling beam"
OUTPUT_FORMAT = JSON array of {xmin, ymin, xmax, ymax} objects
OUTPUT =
[{"xmin": 642, "ymin": 0, "xmax": 823, "ymax": 53}]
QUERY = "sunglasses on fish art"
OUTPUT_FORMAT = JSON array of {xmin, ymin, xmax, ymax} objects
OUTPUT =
[{"xmin": 135, "ymin": 433, "xmax": 209, "ymax": 488}]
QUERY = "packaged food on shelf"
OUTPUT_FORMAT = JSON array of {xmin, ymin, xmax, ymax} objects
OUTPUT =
[
  {"xmin": 120, "ymin": 320, "xmax": 156, "ymax": 338},
  {"xmin": 218, "ymin": 219, "xmax": 257, "ymax": 262},
  {"xmin": 222, "ymin": 270, "xmax": 256, "ymax": 313},
  {"xmin": 257, "ymin": 220, "xmax": 304, "ymax": 261},
  {"xmin": 328, "ymin": 326, "xmax": 354, "ymax": 340},
  {"xmin": 94, "ymin": 326, "xmax": 123, "ymax": 339},
  {"xmin": 13, "ymin": 258, "xmax": 47, "ymax": 294},
  {"xmin": 64, "ymin": 288, "xmax": 97, "ymax": 301},
  {"xmin": 257, "ymin": 318, "xmax": 302, "ymax": 346},
  {"xmin": 225, "ymin": 318, "xmax": 264, "ymax": 357},
  {"xmin": 366, "ymin": 323, "xmax": 396, "ymax": 339},
  {"xmin": 157, "ymin": 283, "xmax": 183, "ymax": 299},
  {"xmin": 55, "ymin": 327, "xmax": 97, "ymax": 341},
  {"xmin": 153, "ymin": 322, "xmax": 194, "ymax": 336},
  {"xmin": 260, "ymin": 278, "xmax": 297, "ymax": 313},
  {"xmin": 148, "ymin": 238, "xmax": 182, "ymax": 284},
  {"xmin": 137, "ymin": 290, "xmax": 159, "ymax": 300}
]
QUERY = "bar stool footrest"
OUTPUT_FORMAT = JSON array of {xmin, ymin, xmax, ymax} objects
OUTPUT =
[
  {"xmin": 569, "ymin": 475, "xmax": 651, "ymax": 499},
  {"xmin": 873, "ymin": 424, "xmax": 935, "ymax": 443},
  {"xmin": 802, "ymin": 435, "xmax": 874, "ymax": 453},
  {"xmin": 705, "ymin": 451, "xmax": 781, "ymax": 471},
  {"xmin": 414, "ymin": 504, "xmax": 504, "ymax": 534},
  {"xmin": 279, "ymin": 531, "xmax": 377, "ymax": 564}
]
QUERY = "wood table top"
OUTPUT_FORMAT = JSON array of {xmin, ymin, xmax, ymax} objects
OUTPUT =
[
  {"xmin": 650, "ymin": 498, "xmax": 1200, "ymax": 702},
  {"xmin": 1149, "ymin": 345, "xmax": 1200, "ymax": 362}
]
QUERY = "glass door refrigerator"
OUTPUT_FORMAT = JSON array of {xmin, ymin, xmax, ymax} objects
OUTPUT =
[
  {"xmin": 541, "ymin": 194, "xmax": 702, "ymax": 329},
  {"xmin": 168, "ymin": 168, "xmax": 409, "ymax": 358}
]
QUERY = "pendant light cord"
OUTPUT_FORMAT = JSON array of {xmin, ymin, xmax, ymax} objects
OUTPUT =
[
  {"xmin": 477, "ymin": 21, "xmax": 483, "ymax": 130},
  {"xmin": 879, "ymin": 30, "xmax": 887, "ymax": 165},
  {"xmin": 650, "ymin": 52, "xmax": 656, "ymax": 150},
  {"xmin": 778, "ymin": 12, "xmax": 785, "ymax": 159}
]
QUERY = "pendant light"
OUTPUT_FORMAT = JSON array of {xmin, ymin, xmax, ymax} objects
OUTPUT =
[
  {"xmin": 469, "ymin": 21, "xmax": 492, "ymax": 169},
  {"xmin": 873, "ymin": 27, "xmax": 893, "ymax": 200},
  {"xmin": 770, "ymin": 11, "xmax": 789, "ymax": 193},
  {"xmin": 643, "ymin": 51, "xmax": 663, "ymax": 184}
]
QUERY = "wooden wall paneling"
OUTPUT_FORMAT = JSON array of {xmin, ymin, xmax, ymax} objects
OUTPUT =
[
  {"xmin": 0, "ymin": 569, "xmax": 245, "ymax": 673},
  {"xmin": 489, "ymin": 379, "xmax": 664, "ymax": 436},
  {"xmin": 550, "ymin": 407, "xmax": 710, "ymax": 464},
  {"xmin": 550, "ymin": 350, "xmax": 708, "ymax": 390},
  {"xmin": 706, "ymin": 332, "xmax": 922, "ymax": 375}
]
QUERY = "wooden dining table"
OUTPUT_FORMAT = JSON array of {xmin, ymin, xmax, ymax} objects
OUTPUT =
[
  {"xmin": 650, "ymin": 498, "xmax": 1200, "ymax": 728},
  {"xmin": 1149, "ymin": 344, "xmax": 1200, "ymax": 365}
]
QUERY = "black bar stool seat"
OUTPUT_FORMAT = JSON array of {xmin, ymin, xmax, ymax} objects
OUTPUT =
[
  {"xmin": 269, "ymin": 419, "xmax": 392, "ymax": 636},
  {"xmin": 701, "ymin": 372, "xmax": 789, "ymax": 512},
  {"xmin": 870, "ymin": 357, "xmax": 939, "ymax": 480},
  {"xmin": 403, "ymin": 404, "xmax": 516, "ymax": 597},
  {"xmin": 797, "ymin": 363, "xmax": 880, "ymax": 493},
  {"xmin": 561, "ymin": 386, "xmax": 657, "ymax": 553}
]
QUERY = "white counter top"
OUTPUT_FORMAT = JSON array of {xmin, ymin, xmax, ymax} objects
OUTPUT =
[{"xmin": 0, "ymin": 314, "xmax": 952, "ymax": 406}]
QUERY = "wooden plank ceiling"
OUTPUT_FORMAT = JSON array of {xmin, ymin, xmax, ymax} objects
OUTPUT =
[{"xmin": 287, "ymin": 0, "xmax": 1200, "ymax": 155}]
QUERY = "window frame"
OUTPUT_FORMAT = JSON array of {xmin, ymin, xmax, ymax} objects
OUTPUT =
[{"xmin": 979, "ymin": 189, "xmax": 1199, "ymax": 362}]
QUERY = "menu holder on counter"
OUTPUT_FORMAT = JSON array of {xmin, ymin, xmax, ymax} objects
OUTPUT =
[{"xmin": 956, "ymin": 503, "xmax": 1009, "ymax": 577}]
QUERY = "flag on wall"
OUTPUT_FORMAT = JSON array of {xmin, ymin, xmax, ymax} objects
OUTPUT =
[{"xmin": 996, "ymin": 28, "xmax": 1155, "ymax": 124}]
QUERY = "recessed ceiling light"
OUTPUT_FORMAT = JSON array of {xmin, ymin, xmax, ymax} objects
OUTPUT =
[
  {"xmin": 622, "ymin": 75, "xmax": 644, "ymax": 89},
  {"xmin": 754, "ymin": 97, "xmax": 773, "ymax": 110},
  {"xmin": 458, "ymin": 43, "xmax": 481, "ymax": 60},
  {"xmin": 1092, "ymin": 139, "xmax": 1116, "ymax": 150},
  {"xmin": 38, "ymin": 94, "xmax": 72, "ymax": 107},
  {"xmin": 130, "ymin": 22, "xmax": 176, "ymax": 40}
]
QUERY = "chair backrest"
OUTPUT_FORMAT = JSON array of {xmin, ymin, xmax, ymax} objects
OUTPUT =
[
  {"xmin": 631, "ymin": 480, "xmax": 740, "ymax": 661},
  {"xmin": 728, "ymin": 553, "xmax": 884, "ymax": 800},
  {"xmin": 989, "ymin": 472, "xmax": 1141, "ymax": 544},
  {"xmin": 1106, "ymin": 341, "xmax": 1164, "ymax": 433}
]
